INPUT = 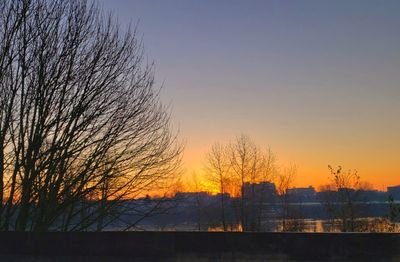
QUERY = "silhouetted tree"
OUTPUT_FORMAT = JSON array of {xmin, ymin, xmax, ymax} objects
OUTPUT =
[
  {"xmin": 254, "ymin": 147, "xmax": 276, "ymax": 231},
  {"xmin": 319, "ymin": 165, "xmax": 366, "ymax": 232},
  {"xmin": 200, "ymin": 135, "xmax": 279, "ymax": 231},
  {"xmin": 0, "ymin": 0, "xmax": 182, "ymax": 231},
  {"xmin": 229, "ymin": 134, "xmax": 257, "ymax": 231},
  {"xmin": 227, "ymin": 134, "xmax": 276, "ymax": 231},
  {"xmin": 204, "ymin": 143, "xmax": 230, "ymax": 231},
  {"xmin": 276, "ymin": 165, "xmax": 303, "ymax": 231}
]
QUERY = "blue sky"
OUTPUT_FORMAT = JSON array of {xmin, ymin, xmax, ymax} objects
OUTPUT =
[{"xmin": 99, "ymin": 0, "xmax": 400, "ymax": 188}]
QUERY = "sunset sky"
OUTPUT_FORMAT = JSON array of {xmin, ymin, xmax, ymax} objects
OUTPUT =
[{"xmin": 100, "ymin": 0, "xmax": 400, "ymax": 190}]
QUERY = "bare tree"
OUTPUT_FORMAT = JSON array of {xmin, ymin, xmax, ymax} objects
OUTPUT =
[
  {"xmin": 229, "ymin": 134, "xmax": 256, "ymax": 231},
  {"xmin": 253, "ymin": 147, "xmax": 276, "ymax": 231},
  {"xmin": 201, "ymin": 135, "xmax": 278, "ymax": 231},
  {"xmin": 276, "ymin": 164, "xmax": 300, "ymax": 231},
  {"xmin": 228, "ymin": 134, "xmax": 276, "ymax": 231},
  {"xmin": 0, "ymin": 0, "xmax": 182, "ymax": 231},
  {"xmin": 319, "ymin": 165, "xmax": 363, "ymax": 232},
  {"xmin": 244, "ymin": 146, "xmax": 277, "ymax": 231},
  {"xmin": 203, "ymin": 142, "xmax": 230, "ymax": 231}
]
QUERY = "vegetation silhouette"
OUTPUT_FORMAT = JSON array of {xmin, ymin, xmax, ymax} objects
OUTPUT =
[{"xmin": 0, "ymin": 0, "xmax": 182, "ymax": 231}]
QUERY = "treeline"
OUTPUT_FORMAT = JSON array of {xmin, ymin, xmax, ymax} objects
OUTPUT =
[
  {"xmin": 179, "ymin": 134, "xmax": 400, "ymax": 233},
  {"xmin": 160, "ymin": 191, "xmax": 398, "ymax": 232}
]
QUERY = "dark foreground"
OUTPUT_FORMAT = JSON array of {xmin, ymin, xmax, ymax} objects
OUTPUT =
[{"xmin": 0, "ymin": 231, "xmax": 399, "ymax": 261}]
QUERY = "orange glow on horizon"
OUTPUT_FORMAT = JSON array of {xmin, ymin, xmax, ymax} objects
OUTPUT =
[{"xmin": 180, "ymin": 145, "xmax": 400, "ymax": 193}]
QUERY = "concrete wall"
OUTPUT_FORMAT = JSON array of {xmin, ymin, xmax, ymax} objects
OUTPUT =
[{"xmin": 0, "ymin": 232, "xmax": 399, "ymax": 261}]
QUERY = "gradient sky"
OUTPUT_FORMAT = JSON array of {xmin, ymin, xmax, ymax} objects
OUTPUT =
[{"xmin": 99, "ymin": 0, "xmax": 400, "ymax": 190}]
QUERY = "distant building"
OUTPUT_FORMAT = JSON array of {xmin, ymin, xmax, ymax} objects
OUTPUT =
[
  {"xmin": 215, "ymin": 192, "xmax": 230, "ymax": 199},
  {"xmin": 242, "ymin": 182, "xmax": 277, "ymax": 202},
  {"xmin": 358, "ymin": 189, "xmax": 388, "ymax": 202},
  {"xmin": 287, "ymin": 186, "xmax": 316, "ymax": 202},
  {"xmin": 388, "ymin": 185, "xmax": 400, "ymax": 200},
  {"xmin": 174, "ymin": 192, "xmax": 210, "ymax": 202}
]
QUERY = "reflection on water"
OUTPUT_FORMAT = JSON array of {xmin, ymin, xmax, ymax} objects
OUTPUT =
[
  {"xmin": 208, "ymin": 224, "xmax": 243, "ymax": 232},
  {"xmin": 120, "ymin": 217, "xmax": 400, "ymax": 232},
  {"xmin": 315, "ymin": 220, "xmax": 324, "ymax": 232},
  {"xmin": 205, "ymin": 218, "xmax": 400, "ymax": 233}
]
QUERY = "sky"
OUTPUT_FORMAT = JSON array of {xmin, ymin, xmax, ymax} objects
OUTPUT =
[{"xmin": 99, "ymin": 0, "xmax": 400, "ymax": 190}]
